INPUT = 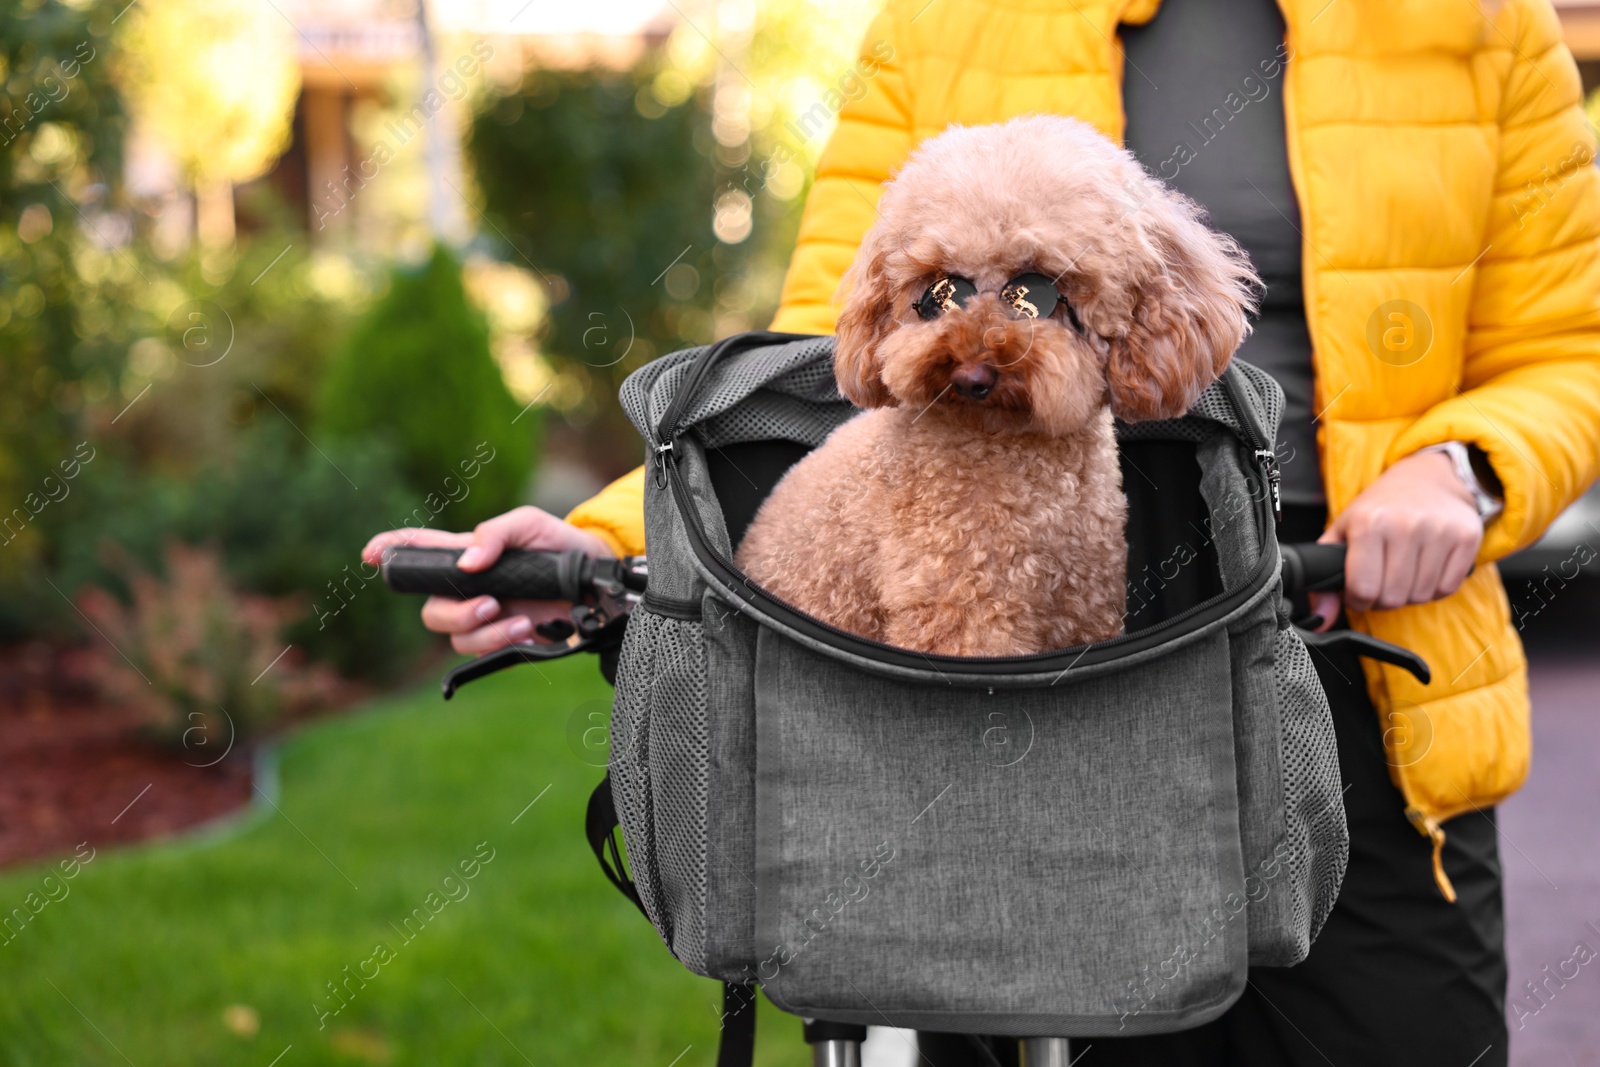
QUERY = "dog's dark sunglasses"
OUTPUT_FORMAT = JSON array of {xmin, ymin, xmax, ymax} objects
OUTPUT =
[{"xmin": 914, "ymin": 272, "xmax": 1072, "ymax": 323}]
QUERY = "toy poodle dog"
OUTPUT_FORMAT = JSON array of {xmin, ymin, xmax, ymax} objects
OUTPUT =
[{"xmin": 735, "ymin": 115, "xmax": 1258, "ymax": 657}]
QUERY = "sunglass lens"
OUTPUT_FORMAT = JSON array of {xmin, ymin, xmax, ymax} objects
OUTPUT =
[
  {"xmin": 916, "ymin": 276, "xmax": 978, "ymax": 320},
  {"xmin": 1000, "ymin": 273, "xmax": 1061, "ymax": 320}
]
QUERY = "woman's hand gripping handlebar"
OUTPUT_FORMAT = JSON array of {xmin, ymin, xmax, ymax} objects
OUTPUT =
[
  {"xmin": 380, "ymin": 545, "xmax": 647, "ymax": 697},
  {"xmin": 363, "ymin": 508, "xmax": 645, "ymax": 698},
  {"xmin": 1278, "ymin": 542, "xmax": 1432, "ymax": 685}
]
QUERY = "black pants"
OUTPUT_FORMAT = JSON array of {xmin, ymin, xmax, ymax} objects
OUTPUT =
[{"xmin": 920, "ymin": 617, "xmax": 1509, "ymax": 1066}]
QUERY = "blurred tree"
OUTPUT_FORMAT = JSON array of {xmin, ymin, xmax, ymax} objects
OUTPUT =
[
  {"xmin": 111, "ymin": 226, "xmax": 364, "ymax": 471},
  {"xmin": 0, "ymin": 0, "xmax": 132, "ymax": 580},
  {"xmin": 466, "ymin": 64, "xmax": 727, "ymax": 477},
  {"xmin": 464, "ymin": 2, "xmax": 880, "ymax": 480},
  {"xmin": 315, "ymin": 244, "xmax": 536, "ymax": 531},
  {"xmin": 113, "ymin": 0, "xmax": 300, "ymax": 249}
]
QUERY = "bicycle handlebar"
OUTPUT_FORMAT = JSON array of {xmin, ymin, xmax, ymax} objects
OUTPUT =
[
  {"xmin": 379, "ymin": 540, "xmax": 1431, "ymax": 693},
  {"xmin": 1278, "ymin": 542, "xmax": 1345, "ymax": 598},
  {"xmin": 380, "ymin": 546, "xmax": 647, "ymax": 698},
  {"xmin": 380, "ymin": 547, "xmax": 647, "ymax": 603},
  {"xmin": 383, "ymin": 544, "xmax": 1348, "ymax": 603}
]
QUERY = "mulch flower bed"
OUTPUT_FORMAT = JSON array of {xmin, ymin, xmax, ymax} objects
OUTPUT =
[{"xmin": 0, "ymin": 642, "xmax": 376, "ymax": 868}]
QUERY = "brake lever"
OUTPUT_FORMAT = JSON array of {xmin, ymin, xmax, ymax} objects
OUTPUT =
[
  {"xmin": 441, "ymin": 612, "xmax": 631, "ymax": 699},
  {"xmin": 1294, "ymin": 625, "xmax": 1432, "ymax": 686}
]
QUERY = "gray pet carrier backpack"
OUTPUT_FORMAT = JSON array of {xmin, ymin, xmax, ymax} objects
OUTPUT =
[{"xmin": 590, "ymin": 330, "xmax": 1349, "ymax": 1055}]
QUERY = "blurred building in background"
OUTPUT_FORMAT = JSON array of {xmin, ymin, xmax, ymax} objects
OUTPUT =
[
  {"xmin": 124, "ymin": 0, "xmax": 682, "ymax": 253},
  {"xmin": 1560, "ymin": 0, "xmax": 1600, "ymax": 78}
]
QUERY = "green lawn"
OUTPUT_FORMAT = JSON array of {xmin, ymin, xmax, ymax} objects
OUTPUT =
[{"xmin": 0, "ymin": 657, "xmax": 807, "ymax": 1066}]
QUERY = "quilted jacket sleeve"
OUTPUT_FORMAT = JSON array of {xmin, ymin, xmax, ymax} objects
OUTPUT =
[
  {"xmin": 768, "ymin": 5, "xmax": 915, "ymax": 334},
  {"xmin": 1388, "ymin": 0, "xmax": 1600, "ymax": 561},
  {"xmin": 564, "ymin": 466, "xmax": 646, "ymax": 558}
]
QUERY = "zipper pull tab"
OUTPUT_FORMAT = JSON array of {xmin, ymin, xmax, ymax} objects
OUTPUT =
[
  {"xmin": 1255, "ymin": 448, "xmax": 1282, "ymax": 523},
  {"xmin": 653, "ymin": 440, "xmax": 675, "ymax": 489}
]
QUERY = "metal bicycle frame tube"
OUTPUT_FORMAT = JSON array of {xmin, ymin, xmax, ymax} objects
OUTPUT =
[
  {"xmin": 811, "ymin": 1038, "xmax": 861, "ymax": 1067},
  {"xmin": 1019, "ymin": 1037, "xmax": 1075, "ymax": 1065}
]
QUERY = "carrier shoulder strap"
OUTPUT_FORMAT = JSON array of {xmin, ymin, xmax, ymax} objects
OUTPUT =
[
  {"xmin": 717, "ymin": 981, "xmax": 757, "ymax": 1067},
  {"xmin": 585, "ymin": 776, "xmax": 758, "ymax": 1067},
  {"xmin": 584, "ymin": 774, "xmax": 644, "ymax": 915}
]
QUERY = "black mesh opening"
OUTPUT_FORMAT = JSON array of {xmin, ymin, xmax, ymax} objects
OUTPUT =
[{"xmin": 705, "ymin": 437, "xmax": 1222, "ymax": 636}]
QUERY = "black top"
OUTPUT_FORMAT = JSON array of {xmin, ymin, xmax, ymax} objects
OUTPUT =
[{"xmin": 1121, "ymin": 0, "xmax": 1323, "ymax": 505}]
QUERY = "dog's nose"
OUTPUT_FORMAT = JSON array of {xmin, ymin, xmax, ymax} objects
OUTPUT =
[{"xmin": 950, "ymin": 363, "xmax": 998, "ymax": 400}]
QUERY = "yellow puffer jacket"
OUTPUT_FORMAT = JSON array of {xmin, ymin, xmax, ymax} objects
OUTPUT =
[{"xmin": 569, "ymin": 0, "xmax": 1600, "ymax": 892}]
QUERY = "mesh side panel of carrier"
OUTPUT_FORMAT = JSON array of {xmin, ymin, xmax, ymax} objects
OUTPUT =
[
  {"xmin": 648, "ymin": 615, "xmax": 712, "ymax": 973},
  {"xmin": 610, "ymin": 611, "xmax": 667, "ymax": 945},
  {"xmin": 698, "ymin": 398, "xmax": 852, "ymax": 451},
  {"xmin": 1215, "ymin": 361, "xmax": 1283, "ymax": 437},
  {"xmin": 618, "ymin": 345, "xmax": 698, "ymax": 440},
  {"xmin": 677, "ymin": 337, "xmax": 840, "ymax": 427},
  {"xmin": 619, "ymin": 337, "xmax": 855, "ymax": 453},
  {"xmin": 1272, "ymin": 626, "xmax": 1348, "ymax": 954},
  {"xmin": 610, "ymin": 608, "xmax": 714, "ymax": 972}
]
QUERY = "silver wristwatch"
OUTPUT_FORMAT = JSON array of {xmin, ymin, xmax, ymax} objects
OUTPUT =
[{"xmin": 1418, "ymin": 441, "xmax": 1503, "ymax": 523}]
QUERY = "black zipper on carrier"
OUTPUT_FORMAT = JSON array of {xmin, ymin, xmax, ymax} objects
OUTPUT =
[
  {"xmin": 653, "ymin": 331, "xmax": 821, "ymax": 449},
  {"xmin": 652, "ymin": 331, "xmax": 818, "ymax": 489},
  {"xmin": 1219, "ymin": 367, "xmax": 1282, "ymax": 524},
  {"xmin": 655, "ymin": 365, "xmax": 1282, "ymax": 678}
]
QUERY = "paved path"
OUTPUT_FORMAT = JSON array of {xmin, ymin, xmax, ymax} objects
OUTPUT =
[{"xmin": 1504, "ymin": 648, "xmax": 1600, "ymax": 1065}]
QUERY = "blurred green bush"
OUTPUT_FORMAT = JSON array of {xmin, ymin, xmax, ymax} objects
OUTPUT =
[
  {"xmin": 315, "ymin": 243, "xmax": 535, "ymax": 532},
  {"xmin": 187, "ymin": 427, "xmax": 430, "ymax": 682},
  {"xmin": 5, "ymin": 232, "xmax": 533, "ymax": 684},
  {"xmin": 76, "ymin": 541, "xmax": 341, "ymax": 745},
  {"xmin": 38, "ymin": 424, "xmax": 434, "ymax": 682}
]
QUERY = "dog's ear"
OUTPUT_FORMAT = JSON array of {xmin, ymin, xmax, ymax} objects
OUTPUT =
[
  {"xmin": 1102, "ymin": 188, "xmax": 1258, "ymax": 422},
  {"xmin": 833, "ymin": 229, "xmax": 899, "ymax": 409}
]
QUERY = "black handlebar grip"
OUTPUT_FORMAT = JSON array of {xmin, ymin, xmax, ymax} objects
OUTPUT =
[
  {"xmin": 1279, "ymin": 542, "xmax": 1347, "ymax": 597},
  {"xmin": 380, "ymin": 547, "xmax": 586, "ymax": 602}
]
